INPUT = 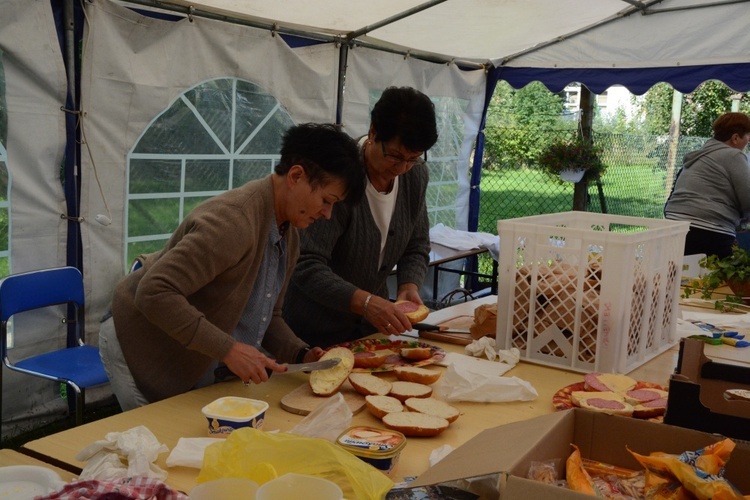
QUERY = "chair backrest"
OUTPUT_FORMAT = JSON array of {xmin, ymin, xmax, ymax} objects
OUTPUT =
[
  {"xmin": 0, "ymin": 267, "xmax": 85, "ymax": 356},
  {"xmin": 0, "ymin": 267, "xmax": 84, "ymax": 322}
]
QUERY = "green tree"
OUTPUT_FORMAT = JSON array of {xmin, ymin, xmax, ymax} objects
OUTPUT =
[
  {"xmin": 483, "ymin": 81, "xmax": 569, "ymax": 170},
  {"xmin": 638, "ymin": 81, "xmax": 750, "ymax": 136}
]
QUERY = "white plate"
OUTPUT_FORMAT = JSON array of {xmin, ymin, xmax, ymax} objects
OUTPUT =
[{"xmin": 0, "ymin": 465, "xmax": 66, "ymax": 499}]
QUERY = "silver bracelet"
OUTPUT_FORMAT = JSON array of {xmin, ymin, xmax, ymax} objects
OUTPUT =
[{"xmin": 362, "ymin": 293, "xmax": 373, "ymax": 320}]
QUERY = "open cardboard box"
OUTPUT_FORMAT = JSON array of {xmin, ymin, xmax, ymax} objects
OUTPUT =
[
  {"xmin": 664, "ymin": 338, "xmax": 750, "ymax": 441},
  {"xmin": 408, "ymin": 409, "xmax": 750, "ymax": 499}
]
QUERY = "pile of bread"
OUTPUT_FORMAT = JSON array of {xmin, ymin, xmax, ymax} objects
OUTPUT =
[
  {"xmin": 309, "ymin": 347, "xmax": 458, "ymax": 437},
  {"xmin": 571, "ymin": 372, "xmax": 668, "ymax": 419}
]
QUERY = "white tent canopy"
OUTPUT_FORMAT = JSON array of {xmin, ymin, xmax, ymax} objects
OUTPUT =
[{"xmin": 0, "ymin": 0, "xmax": 748, "ymax": 438}]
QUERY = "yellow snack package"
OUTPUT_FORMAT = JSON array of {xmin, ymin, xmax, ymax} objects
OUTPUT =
[
  {"xmin": 566, "ymin": 444, "xmax": 600, "ymax": 496},
  {"xmin": 629, "ymin": 438, "xmax": 744, "ymax": 500},
  {"xmin": 197, "ymin": 428, "xmax": 393, "ymax": 500}
]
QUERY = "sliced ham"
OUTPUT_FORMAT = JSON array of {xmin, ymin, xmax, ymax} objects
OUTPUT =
[
  {"xmin": 632, "ymin": 397, "xmax": 667, "ymax": 418},
  {"xmin": 624, "ymin": 388, "xmax": 668, "ymax": 405},
  {"xmin": 583, "ymin": 373, "xmax": 637, "ymax": 393}
]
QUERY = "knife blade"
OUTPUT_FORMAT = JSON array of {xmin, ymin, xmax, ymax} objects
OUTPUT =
[
  {"xmin": 412, "ymin": 322, "xmax": 472, "ymax": 334},
  {"xmin": 281, "ymin": 357, "xmax": 341, "ymax": 374},
  {"xmin": 214, "ymin": 357, "xmax": 341, "ymax": 382}
]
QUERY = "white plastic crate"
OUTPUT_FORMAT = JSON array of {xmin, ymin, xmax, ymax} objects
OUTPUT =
[{"xmin": 496, "ymin": 212, "xmax": 690, "ymax": 374}]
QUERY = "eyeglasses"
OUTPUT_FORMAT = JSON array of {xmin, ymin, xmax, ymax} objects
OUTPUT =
[{"xmin": 381, "ymin": 142, "xmax": 427, "ymax": 167}]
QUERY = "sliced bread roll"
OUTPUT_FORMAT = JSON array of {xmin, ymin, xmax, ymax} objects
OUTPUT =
[
  {"xmin": 309, "ymin": 347, "xmax": 355, "ymax": 396},
  {"xmin": 365, "ymin": 395, "xmax": 404, "ymax": 419},
  {"xmin": 389, "ymin": 381, "xmax": 432, "ymax": 402},
  {"xmin": 570, "ymin": 390, "xmax": 624, "ymax": 408},
  {"xmin": 353, "ymin": 350, "xmax": 392, "ymax": 369},
  {"xmin": 393, "ymin": 366, "xmax": 442, "ymax": 385},
  {"xmin": 583, "ymin": 373, "xmax": 637, "ymax": 393},
  {"xmin": 400, "ymin": 347, "xmax": 432, "ymax": 361},
  {"xmin": 395, "ymin": 300, "xmax": 429, "ymax": 323},
  {"xmin": 382, "ymin": 412, "xmax": 449, "ymax": 437},
  {"xmin": 405, "ymin": 397, "xmax": 460, "ymax": 423},
  {"xmin": 623, "ymin": 388, "xmax": 668, "ymax": 406},
  {"xmin": 632, "ymin": 397, "xmax": 667, "ymax": 419},
  {"xmin": 348, "ymin": 372, "xmax": 392, "ymax": 396},
  {"xmin": 576, "ymin": 395, "xmax": 634, "ymax": 417}
]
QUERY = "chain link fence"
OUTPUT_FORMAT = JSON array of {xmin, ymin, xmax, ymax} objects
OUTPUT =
[{"xmin": 473, "ymin": 129, "xmax": 709, "ymax": 281}]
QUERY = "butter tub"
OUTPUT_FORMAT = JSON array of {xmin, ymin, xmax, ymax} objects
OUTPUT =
[
  {"xmin": 336, "ymin": 426, "xmax": 406, "ymax": 475},
  {"xmin": 201, "ymin": 396, "xmax": 269, "ymax": 436}
]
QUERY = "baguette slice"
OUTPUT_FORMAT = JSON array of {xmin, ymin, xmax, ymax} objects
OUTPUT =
[
  {"xmin": 400, "ymin": 347, "xmax": 433, "ymax": 361},
  {"xmin": 583, "ymin": 373, "xmax": 637, "ymax": 393},
  {"xmin": 365, "ymin": 395, "xmax": 404, "ymax": 419},
  {"xmin": 395, "ymin": 300, "xmax": 429, "ymax": 323},
  {"xmin": 382, "ymin": 412, "xmax": 449, "ymax": 437},
  {"xmin": 389, "ymin": 381, "xmax": 433, "ymax": 402},
  {"xmin": 394, "ymin": 365, "xmax": 442, "ymax": 385},
  {"xmin": 348, "ymin": 373, "xmax": 392, "ymax": 396},
  {"xmin": 405, "ymin": 397, "xmax": 460, "ymax": 423},
  {"xmin": 309, "ymin": 347, "xmax": 355, "ymax": 396}
]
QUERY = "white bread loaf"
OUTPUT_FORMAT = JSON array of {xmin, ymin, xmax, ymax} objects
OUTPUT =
[
  {"xmin": 348, "ymin": 372, "xmax": 392, "ymax": 396},
  {"xmin": 583, "ymin": 373, "xmax": 637, "ymax": 393},
  {"xmin": 382, "ymin": 412, "xmax": 449, "ymax": 437},
  {"xmin": 365, "ymin": 395, "xmax": 404, "ymax": 419},
  {"xmin": 404, "ymin": 397, "xmax": 460, "ymax": 423},
  {"xmin": 309, "ymin": 347, "xmax": 355, "ymax": 396},
  {"xmin": 389, "ymin": 381, "xmax": 432, "ymax": 402},
  {"xmin": 399, "ymin": 347, "xmax": 432, "ymax": 361},
  {"xmin": 393, "ymin": 366, "xmax": 442, "ymax": 385}
]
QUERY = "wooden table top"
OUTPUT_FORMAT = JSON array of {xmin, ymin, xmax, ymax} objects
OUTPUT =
[{"xmin": 19, "ymin": 296, "xmax": 681, "ymax": 494}]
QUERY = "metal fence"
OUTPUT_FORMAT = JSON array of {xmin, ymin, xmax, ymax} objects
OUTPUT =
[{"xmin": 472, "ymin": 129, "xmax": 708, "ymax": 282}]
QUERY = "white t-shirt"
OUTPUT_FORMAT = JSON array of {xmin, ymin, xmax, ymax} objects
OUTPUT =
[{"xmin": 366, "ymin": 176, "xmax": 399, "ymax": 267}]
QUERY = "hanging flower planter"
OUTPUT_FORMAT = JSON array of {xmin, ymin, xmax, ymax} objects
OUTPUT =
[
  {"xmin": 559, "ymin": 168, "xmax": 586, "ymax": 183},
  {"xmin": 536, "ymin": 138, "xmax": 607, "ymax": 183}
]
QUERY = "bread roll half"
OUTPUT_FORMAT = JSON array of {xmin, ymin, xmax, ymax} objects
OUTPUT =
[
  {"xmin": 349, "ymin": 372, "xmax": 392, "ymax": 396},
  {"xmin": 382, "ymin": 412, "xmax": 449, "ymax": 437},
  {"xmin": 405, "ymin": 397, "xmax": 460, "ymax": 423},
  {"xmin": 394, "ymin": 366, "xmax": 442, "ymax": 385},
  {"xmin": 309, "ymin": 347, "xmax": 354, "ymax": 396}
]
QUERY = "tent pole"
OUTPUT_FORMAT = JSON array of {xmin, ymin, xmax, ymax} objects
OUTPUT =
[{"xmin": 335, "ymin": 44, "xmax": 349, "ymax": 127}]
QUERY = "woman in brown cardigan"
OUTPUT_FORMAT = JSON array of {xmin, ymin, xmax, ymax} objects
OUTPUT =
[{"xmin": 100, "ymin": 124, "xmax": 365, "ymax": 409}]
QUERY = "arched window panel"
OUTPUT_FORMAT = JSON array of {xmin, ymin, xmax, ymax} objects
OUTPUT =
[
  {"xmin": 0, "ymin": 53, "xmax": 9, "ymax": 279},
  {"xmin": 125, "ymin": 78, "xmax": 294, "ymax": 268}
]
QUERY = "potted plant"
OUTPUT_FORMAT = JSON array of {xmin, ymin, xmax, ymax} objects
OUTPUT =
[
  {"xmin": 681, "ymin": 246, "xmax": 750, "ymax": 311},
  {"xmin": 536, "ymin": 138, "xmax": 607, "ymax": 182}
]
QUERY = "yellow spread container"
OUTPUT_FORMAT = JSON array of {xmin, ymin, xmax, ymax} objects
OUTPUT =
[
  {"xmin": 335, "ymin": 426, "xmax": 406, "ymax": 475},
  {"xmin": 201, "ymin": 396, "xmax": 268, "ymax": 436}
]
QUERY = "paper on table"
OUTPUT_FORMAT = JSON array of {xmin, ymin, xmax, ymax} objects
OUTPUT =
[
  {"xmin": 679, "ymin": 310, "xmax": 750, "ymax": 331},
  {"xmin": 429, "ymin": 223, "xmax": 500, "ymax": 261}
]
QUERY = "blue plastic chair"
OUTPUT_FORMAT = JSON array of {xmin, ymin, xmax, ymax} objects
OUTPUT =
[{"xmin": 0, "ymin": 267, "xmax": 109, "ymax": 442}]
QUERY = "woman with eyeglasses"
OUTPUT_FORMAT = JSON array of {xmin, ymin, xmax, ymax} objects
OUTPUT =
[{"xmin": 283, "ymin": 86, "xmax": 438, "ymax": 348}]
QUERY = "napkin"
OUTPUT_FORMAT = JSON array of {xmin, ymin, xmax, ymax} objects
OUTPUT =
[
  {"xmin": 166, "ymin": 437, "xmax": 223, "ymax": 469},
  {"xmin": 434, "ymin": 353, "xmax": 537, "ymax": 403},
  {"xmin": 75, "ymin": 425, "xmax": 170, "ymax": 481}
]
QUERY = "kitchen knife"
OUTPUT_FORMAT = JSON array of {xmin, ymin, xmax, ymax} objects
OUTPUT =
[
  {"xmin": 412, "ymin": 322, "xmax": 472, "ymax": 334},
  {"xmin": 214, "ymin": 357, "xmax": 341, "ymax": 381}
]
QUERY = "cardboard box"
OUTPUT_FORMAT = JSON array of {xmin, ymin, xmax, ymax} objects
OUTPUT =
[
  {"xmin": 408, "ymin": 409, "xmax": 749, "ymax": 499},
  {"xmin": 496, "ymin": 212, "xmax": 689, "ymax": 374},
  {"xmin": 664, "ymin": 338, "xmax": 750, "ymax": 441}
]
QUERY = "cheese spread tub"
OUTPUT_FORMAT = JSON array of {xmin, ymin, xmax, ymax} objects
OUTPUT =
[
  {"xmin": 201, "ymin": 396, "xmax": 269, "ymax": 436},
  {"xmin": 336, "ymin": 426, "xmax": 406, "ymax": 475}
]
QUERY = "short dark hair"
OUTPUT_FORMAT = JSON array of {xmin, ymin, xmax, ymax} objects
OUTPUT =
[
  {"xmin": 713, "ymin": 112, "xmax": 750, "ymax": 142},
  {"xmin": 276, "ymin": 123, "xmax": 365, "ymax": 203},
  {"xmin": 370, "ymin": 87, "xmax": 438, "ymax": 152}
]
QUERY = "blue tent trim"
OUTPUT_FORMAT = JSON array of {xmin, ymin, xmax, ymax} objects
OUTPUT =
[{"xmin": 492, "ymin": 62, "xmax": 750, "ymax": 95}]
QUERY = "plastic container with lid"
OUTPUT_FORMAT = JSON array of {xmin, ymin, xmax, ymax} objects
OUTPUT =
[
  {"xmin": 335, "ymin": 426, "xmax": 406, "ymax": 475},
  {"xmin": 201, "ymin": 396, "xmax": 268, "ymax": 436}
]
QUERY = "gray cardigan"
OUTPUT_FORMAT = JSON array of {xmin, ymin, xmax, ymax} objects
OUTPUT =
[
  {"xmin": 112, "ymin": 176, "xmax": 307, "ymax": 403},
  {"xmin": 283, "ymin": 163, "xmax": 430, "ymax": 347},
  {"xmin": 665, "ymin": 138, "xmax": 750, "ymax": 235}
]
